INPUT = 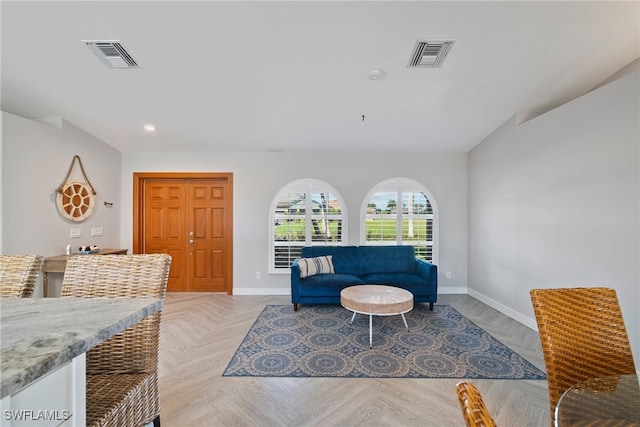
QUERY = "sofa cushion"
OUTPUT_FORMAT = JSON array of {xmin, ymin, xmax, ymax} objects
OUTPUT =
[
  {"xmin": 301, "ymin": 272, "xmax": 363, "ymax": 285},
  {"xmin": 358, "ymin": 246, "xmax": 417, "ymax": 275},
  {"xmin": 297, "ymin": 255, "xmax": 335, "ymax": 278},
  {"xmin": 359, "ymin": 273, "xmax": 432, "ymax": 298},
  {"xmin": 360, "ymin": 272, "xmax": 428, "ymax": 287},
  {"xmin": 301, "ymin": 246, "xmax": 360, "ymax": 274},
  {"xmin": 298, "ymin": 273, "xmax": 364, "ymax": 296}
]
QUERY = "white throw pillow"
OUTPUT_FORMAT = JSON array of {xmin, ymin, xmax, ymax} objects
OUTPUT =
[{"xmin": 297, "ymin": 255, "xmax": 335, "ymax": 278}]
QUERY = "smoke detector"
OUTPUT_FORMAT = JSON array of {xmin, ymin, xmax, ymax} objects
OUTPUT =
[
  {"xmin": 84, "ymin": 41, "xmax": 139, "ymax": 69},
  {"xmin": 408, "ymin": 40, "xmax": 455, "ymax": 68},
  {"xmin": 368, "ymin": 69, "xmax": 382, "ymax": 80}
]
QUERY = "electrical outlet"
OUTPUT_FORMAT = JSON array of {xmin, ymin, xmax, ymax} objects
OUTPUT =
[
  {"xmin": 70, "ymin": 228, "xmax": 81, "ymax": 238},
  {"xmin": 91, "ymin": 227, "xmax": 104, "ymax": 237},
  {"xmin": 446, "ymin": 271, "xmax": 452, "ymax": 279},
  {"xmin": 256, "ymin": 272, "xmax": 261, "ymax": 279}
]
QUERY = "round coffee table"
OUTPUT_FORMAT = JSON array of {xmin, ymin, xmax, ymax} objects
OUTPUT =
[{"xmin": 340, "ymin": 285, "xmax": 413, "ymax": 348}]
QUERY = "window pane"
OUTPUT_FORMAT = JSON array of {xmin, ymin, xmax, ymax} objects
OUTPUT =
[
  {"xmin": 273, "ymin": 243, "xmax": 303, "ymax": 269},
  {"xmin": 364, "ymin": 190, "xmax": 434, "ymax": 262},
  {"xmin": 274, "ymin": 192, "xmax": 306, "ymax": 241},
  {"xmin": 273, "ymin": 192, "xmax": 307, "ymax": 268},
  {"xmin": 365, "ymin": 192, "xmax": 397, "ymax": 243},
  {"xmin": 310, "ymin": 192, "xmax": 342, "ymax": 244},
  {"xmin": 401, "ymin": 192, "xmax": 433, "ymax": 261},
  {"xmin": 414, "ymin": 245, "xmax": 432, "ymax": 261},
  {"xmin": 271, "ymin": 184, "xmax": 346, "ymax": 271}
]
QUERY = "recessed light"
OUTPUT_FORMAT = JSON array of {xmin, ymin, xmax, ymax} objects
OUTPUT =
[{"xmin": 144, "ymin": 124, "xmax": 156, "ymax": 132}]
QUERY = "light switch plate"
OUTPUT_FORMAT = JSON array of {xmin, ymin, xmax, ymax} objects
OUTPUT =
[
  {"xmin": 91, "ymin": 227, "xmax": 104, "ymax": 237},
  {"xmin": 70, "ymin": 228, "xmax": 81, "ymax": 238}
]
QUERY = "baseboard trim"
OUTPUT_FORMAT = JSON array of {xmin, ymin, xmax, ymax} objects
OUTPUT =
[
  {"xmin": 467, "ymin": 288, "xmax": 538, "ymax": 331},
  {"xmin": 438, "ymin": 286, "xmax": 467, "ymax": 294},
  {"xmin": 234, "ymin": 288, "xmax": 291, "ymax": 296}
]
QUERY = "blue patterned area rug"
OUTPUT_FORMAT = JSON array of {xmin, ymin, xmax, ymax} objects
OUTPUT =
[{"xmin": 222, "ymin": 304, "xmax": 547, "ymax": 379}]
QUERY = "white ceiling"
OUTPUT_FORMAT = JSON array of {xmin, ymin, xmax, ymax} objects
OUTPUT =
[{"xmin": 2, "ymin": 1, "xmax": 638, "ymax": 153}]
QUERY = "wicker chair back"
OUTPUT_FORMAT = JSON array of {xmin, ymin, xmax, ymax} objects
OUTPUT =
[
  {"xmin": 61, "ymin": 253, "xmax": 171, "ymax": 427},
  {"xmin": 0, "ymin": 255, "xmax": 44, "ymax": 298},
  {"xmin": 530, "ymin": 287, "xmax": 636, "ymax": 426}
]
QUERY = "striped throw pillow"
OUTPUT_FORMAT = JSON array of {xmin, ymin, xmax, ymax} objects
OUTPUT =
[{"xmin": 297, "ymin": 255, "xmax": 335, "ymax": 278}]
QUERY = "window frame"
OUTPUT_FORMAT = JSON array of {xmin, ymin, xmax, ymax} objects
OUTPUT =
[
  {"xmin": 269, "ymin": 179, "xmax": 348, "ymax": 274},
  {"xmin": 359, "ymin": 177, "xmax": 439, "ymax": 264}
]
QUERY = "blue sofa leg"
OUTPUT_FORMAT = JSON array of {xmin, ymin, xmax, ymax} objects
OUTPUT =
[
  {"xmin": 294, "ymin": 303, "xmax": 298, "ymax": 311},
  {"xmin": 430, "ymin": 302, "xmax": 434, "ymax": 310}
]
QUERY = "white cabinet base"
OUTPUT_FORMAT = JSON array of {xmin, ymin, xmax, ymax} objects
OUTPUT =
[{"xmin": 1, "ymin": 354, "xmax": 85, "ymax": 426}]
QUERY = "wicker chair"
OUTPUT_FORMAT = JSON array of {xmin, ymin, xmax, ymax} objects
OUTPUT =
[
  {"xmin": 456, "ymin": 381, "xmax": 497, "ymax": 427},
  {"xmin": 529, "ymin": 287, "xmax": 637, "ymax": 426},
  {"xmin": 61, "ymin": 254, "xmax": 172, "ymax": 427},
  {"xmin": 0, "ymin": 255, "xmax": 44, "ymax": 297}
]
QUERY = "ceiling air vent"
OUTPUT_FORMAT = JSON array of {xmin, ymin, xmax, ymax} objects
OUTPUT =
[
  {"xmin": 408, "ymin": 40, "xmax": 455, "ymax": 68},
  {"xmin": 84, "ymin": 41, "xmax": 139, "ymax": 69}
]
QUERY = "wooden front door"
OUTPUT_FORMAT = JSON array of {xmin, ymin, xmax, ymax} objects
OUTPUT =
[{"xmin": 133, "ymin": 173, "xmax": 233, "ymax": 293}]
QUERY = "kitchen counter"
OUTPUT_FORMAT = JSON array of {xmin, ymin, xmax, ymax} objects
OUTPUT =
[{"xmin": 0, "ymin": 297, "xmax": 163, "ymax": 398}]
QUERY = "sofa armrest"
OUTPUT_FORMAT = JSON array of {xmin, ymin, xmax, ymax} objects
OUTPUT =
[
  {"xmin": 416, "ymin": 258, "xmax": 438, "ymax": 285},
  {"xmin": 291, "ymin": 259, "xmax": 302, "ymax": 303}
]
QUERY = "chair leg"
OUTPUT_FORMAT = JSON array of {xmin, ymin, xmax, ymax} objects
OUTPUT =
[
  {"xmin": 429, "ymin": 302, "xmax": 434, "ymax": 311},
  {"xmin": 294, "ymin": 303, "xmax": 298, "ymax": 311},
  {"xmin": 153, "ymin": 415, "xmax": 161, "ymax": 427}
]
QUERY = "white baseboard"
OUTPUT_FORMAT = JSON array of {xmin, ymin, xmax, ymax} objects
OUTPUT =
[
  {"xmin": 467, "ymin": 288, "xmax": 538, "ymax": 331},
  {"xmin": 234, "ymin": 288, "xmax": 291, "ymax": 296},
  {"xmin": 438, "ymin": 286, "xmax": 467, "ymax": 294}
]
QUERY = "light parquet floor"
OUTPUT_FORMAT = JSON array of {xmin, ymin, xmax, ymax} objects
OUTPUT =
[{"xmin": 158, "ymin": 293, "xmax": 550, "ymax": 427}]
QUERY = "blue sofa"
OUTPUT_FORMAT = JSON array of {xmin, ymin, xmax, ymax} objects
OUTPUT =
[{"xmin": 291, "ymin": 245, "xmax": 437, "ymax": 311}]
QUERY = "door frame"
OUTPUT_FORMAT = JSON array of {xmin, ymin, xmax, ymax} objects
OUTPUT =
[{"xmin": 133, "ymin": 172, "xmax": 234, "ymax": 294}]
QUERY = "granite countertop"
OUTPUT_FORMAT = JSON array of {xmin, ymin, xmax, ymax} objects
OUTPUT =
[{"xmin": 0, "ymin": 297, "xmax": 163, "ymax": 398}]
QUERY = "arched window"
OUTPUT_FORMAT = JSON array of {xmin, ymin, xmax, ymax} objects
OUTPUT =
[
  {"xmin": 270, "ymin": 179, "xmax": 347, "ymax": 273},
  {"xmin": 361, "ymin": 178, "xmax": 438, "ymax": 263}
]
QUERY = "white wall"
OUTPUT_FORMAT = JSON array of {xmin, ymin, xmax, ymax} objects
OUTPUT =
[
  {"xmin": 120, "ymin": 151, "xmax": 468, "ymax": 294},
  {"xmin": 468, "ymin": 71, "xmax": 640, "ymax": 367},
  {"xmin": 1, "ymin": 112, "xmax": 122, "ymax": 297}
]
